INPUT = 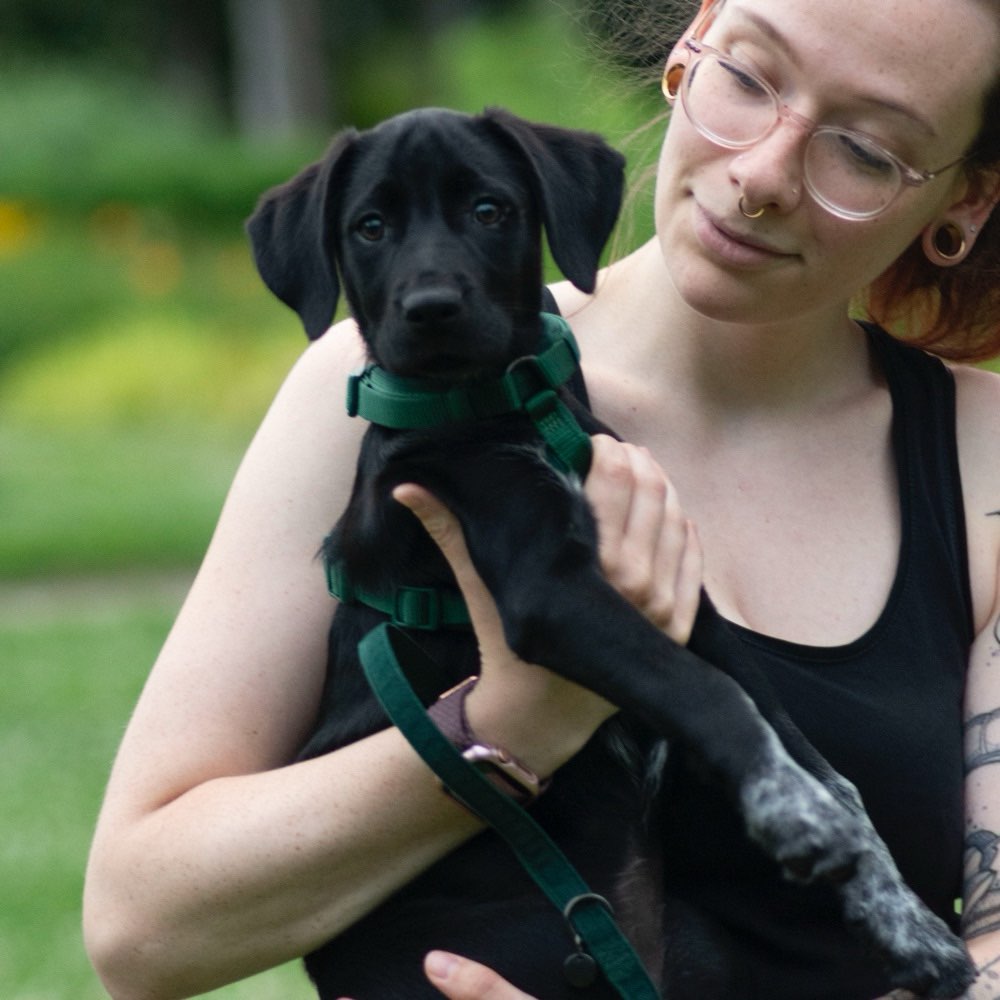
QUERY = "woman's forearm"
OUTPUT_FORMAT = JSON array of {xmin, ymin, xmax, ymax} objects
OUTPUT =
[
  {"xmin": 84, "ymin": 727, "xmax": 483, "ymax": 1000},
  {"xmin": 961, "ymin": 933, "xmax": 1000, "ymax": 999}
]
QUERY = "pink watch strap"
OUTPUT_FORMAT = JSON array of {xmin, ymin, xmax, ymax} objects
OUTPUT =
[{"xmin": 427, "ymin": 676, "xmax": 549, "ymax": 803}]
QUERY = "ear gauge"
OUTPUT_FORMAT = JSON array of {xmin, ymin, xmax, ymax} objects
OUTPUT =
[
  {"xmin": 922, "ymin": 219, "xmax": 970, "ymax": 267},
  {"xmin": 662, "ymin": 61, "xmax": 685, "ymax": 102}
]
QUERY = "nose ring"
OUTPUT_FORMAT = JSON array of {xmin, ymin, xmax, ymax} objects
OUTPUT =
[{"xmin": 739, "ymin": 196, "xmax": 766, "ymax": 220}]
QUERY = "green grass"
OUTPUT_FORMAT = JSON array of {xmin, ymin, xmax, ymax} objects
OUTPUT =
[
  {"xmin": 0, "ymin": 598, "xmax": 315, "ymax": 999},
  {"xmin": 0, "ymin": 422, "xmax": 244, "ymax": 580}
]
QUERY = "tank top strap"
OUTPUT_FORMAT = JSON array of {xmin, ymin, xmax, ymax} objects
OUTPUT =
[{"xmin": 862, "ymin": 322, "xmax": 975, "ymax": 645}]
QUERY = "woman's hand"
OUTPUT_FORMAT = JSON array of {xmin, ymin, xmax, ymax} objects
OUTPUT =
[
  {"xmin": 424, "ymin": 951, "xmax": 538, "ymax": 999},
  {"xmin": 586, "ymin": 434, "xmax": 702, "ymax": 643},
  {"xmin": 337, "ymin": 951, "xmax": 537, "ymax": 1000},
  {"xmin": 393, "ymin": 482, "xmax": 617, "ymax": 774},
  {"xmin": 392, "ymin": 434, "xmax": 702, "ymax": 775}
]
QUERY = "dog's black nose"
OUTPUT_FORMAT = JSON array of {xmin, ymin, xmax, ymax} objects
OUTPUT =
[{"xmin": 401, "ymin": 287, "xmax": 463, "ymax": 326}]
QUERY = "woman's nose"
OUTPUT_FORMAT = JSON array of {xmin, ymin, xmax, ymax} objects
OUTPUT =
[{"xmin": 728, "ymin": 112, "xmax": 810, "ymax": 215}]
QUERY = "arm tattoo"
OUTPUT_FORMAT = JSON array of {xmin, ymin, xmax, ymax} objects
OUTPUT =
[
  {"xmin": 964, "ymin": 829, "xmax": 1000, "ymax": 939},
  {"xmin": 961, "ymin": 953, "xmax": 1000, "ymax": 999},
  {"xmin": 885, "ymin": 959, "xmax": 1000, "ymax": 998},
  {"xmin": 966, "ymin": 709, "xmax": 1000, "ymax": 773},
  {"xmin": 884, "ymin": 956, "xmax": 1000, "ymax": 998},
  {"xmin": 940, "ymin": 511, "xmax": 1000, "ymax": 998}
]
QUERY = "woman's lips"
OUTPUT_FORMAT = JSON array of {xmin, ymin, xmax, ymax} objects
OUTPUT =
[{"xmin": 693, "ymin": 202, "xmax": 797, "ymax": 267}]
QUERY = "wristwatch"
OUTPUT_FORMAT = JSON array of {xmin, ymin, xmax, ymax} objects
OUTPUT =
[{"xmin": 427, "ymin": 676, "xmax": 549, "ymax": 805}]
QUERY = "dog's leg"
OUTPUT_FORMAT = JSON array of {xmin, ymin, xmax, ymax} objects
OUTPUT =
[
  {"xmin": 507, "ymin": 568, "xmax": 973, "ymax": 997},
  {"xmin": 690, "ymin": 613, "xmax": 975, "ymax": 997},
  {"xmin": 755, "ymin": 713, "xmax": 972, "ymax": 998},
  {"xmin": 408, "ymin": 455, "xmax": 974, "ymax": 998}
]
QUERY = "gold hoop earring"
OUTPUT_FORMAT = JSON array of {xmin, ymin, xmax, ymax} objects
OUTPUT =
[
  {"xmin": 739, "ymin": 196, "xmax": 765, "ymax": 220},
  {"xmin": 924, "ymin": 220, "xmax": 967, "ymax": 265}
]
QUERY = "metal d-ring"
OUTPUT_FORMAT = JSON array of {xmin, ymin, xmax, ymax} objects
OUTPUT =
[
  {"xmin": 561, "ymin": 894, "xmax": 615, "ymax": 989},
  {"xmin": 563, "ymin": 892, "xmax": 614, "ymax": 922}
]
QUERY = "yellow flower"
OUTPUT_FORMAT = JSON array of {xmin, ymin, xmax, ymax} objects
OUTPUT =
[{"xmin": 0, "ymin": 200, "xmax": 35, "ymax": 256}]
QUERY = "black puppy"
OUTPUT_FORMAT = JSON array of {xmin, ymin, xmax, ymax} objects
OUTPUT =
[{"xmin": 247, "ymin": 107, "xmax": 975, "ymax": 999}]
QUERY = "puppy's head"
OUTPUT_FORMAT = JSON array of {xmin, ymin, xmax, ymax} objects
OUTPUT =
[{"xmin": 247, "ymin": 107, "xmax": 624, "ymax": 380}]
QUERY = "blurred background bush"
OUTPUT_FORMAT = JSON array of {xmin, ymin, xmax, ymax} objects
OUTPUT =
[
  {"xmin": 0, "ymin": 1, "xmax": 669, "ymax": 996},
  {"xmin": 1, "ymin": 0, "xmax": 670, "ymax": 579}
]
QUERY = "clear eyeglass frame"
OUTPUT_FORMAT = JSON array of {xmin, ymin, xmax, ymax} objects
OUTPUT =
[{"xmin": 662, "ymin": 38, "xmax": 968, "ymax": 221}]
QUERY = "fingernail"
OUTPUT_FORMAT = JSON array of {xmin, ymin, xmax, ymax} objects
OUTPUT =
[{"xmin": 425, "ymin": 950, "xmax": 460, "ymax": 980}]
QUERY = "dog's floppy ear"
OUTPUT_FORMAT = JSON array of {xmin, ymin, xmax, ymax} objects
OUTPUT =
[
  {"xmin": 481, "ymin": 108, "xmax": 625, "ymax": 293},
  {"xmin": 245, "ymin": 129, "xmax": 359, "ymax": 339}
]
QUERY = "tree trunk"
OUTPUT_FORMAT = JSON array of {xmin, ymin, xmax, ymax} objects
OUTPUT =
[{"xmin": 226, "ymin": 0, "xmax": 333, "ymax": 141}]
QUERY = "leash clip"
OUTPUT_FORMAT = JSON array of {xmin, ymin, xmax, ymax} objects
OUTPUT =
[{"xmin": 562, "ymin": 893, "xmax": 615, "ymax": 989}]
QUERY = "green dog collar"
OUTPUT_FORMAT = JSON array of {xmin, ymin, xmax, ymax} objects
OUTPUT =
[{"xmin": 345, "ymin": 312, "xmax": 592, "ymax": 477}]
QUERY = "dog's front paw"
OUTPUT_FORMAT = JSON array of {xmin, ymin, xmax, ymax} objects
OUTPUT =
[
  {"xmin": 739, "ymin": 743, "xmax": 864, "ymax": 885},
  {"xmin": 839, "ymin": 849, "xmax": 975, "ymax": 999}
]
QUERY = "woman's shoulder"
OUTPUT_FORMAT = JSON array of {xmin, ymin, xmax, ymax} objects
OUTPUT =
[
  {"xmin": 235, "ymin": 316, "xmax": 370, "ymax": 524},
  {"xmin": 250, "ymin": 318, "xmax": 370, "ymax": 474},
  {"xmin": 547, "ymin": 260, "xmax": 673, "ymax": 439},
  {"xmin": 952, "ymin": 362, "xmax": 1000, "ymax": 467},
  {"xmin": 277, "ymin": 316, "xmax": 368, "ymax": 409},
  {"xmin": 547, "ymin": 277, "xmax": 595, "ymax": 317}
]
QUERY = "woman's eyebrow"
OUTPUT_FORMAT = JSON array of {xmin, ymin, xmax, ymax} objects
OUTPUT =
[
  {"xmin": 726, "ymin": 5, "xmax": 803, "ymax": 70},
  {"xmin": 726, "ymin": 3, "xmax": 939, "ymax": 139}
]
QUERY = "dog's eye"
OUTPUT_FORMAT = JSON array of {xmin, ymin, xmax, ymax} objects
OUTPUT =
[
  {"xmin": 472, "ymin": 199, "xmax": 505, "ymax": 226},
  {"xmin": 355, "ymin": 214, "xmax": 386, "ymax": 241}
]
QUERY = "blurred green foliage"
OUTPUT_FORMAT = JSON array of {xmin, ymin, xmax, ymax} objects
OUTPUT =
[
  {"xmin": 0, "ymin": 4, "xmax": 663, "ymax": 362},
  {"xmin": 0, "ymin": 3, "xmax": 664, "ymax": 583},
  {"xmin": 0, "ymin": 61, "xmax": 317, "ymax": 221},
  {"xmin": 0, "ymin": 8, "xmax": 663, "ymax": 998}
]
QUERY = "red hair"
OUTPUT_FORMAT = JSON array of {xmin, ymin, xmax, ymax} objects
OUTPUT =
[{"xmin": 860, "ymin": 77, "xmax": 1000, "ymax": 363}]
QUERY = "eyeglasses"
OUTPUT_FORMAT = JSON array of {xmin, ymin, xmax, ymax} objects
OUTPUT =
[{"xmin": 662, "ymin": 39, "xmax": 968, "ymax": 221}]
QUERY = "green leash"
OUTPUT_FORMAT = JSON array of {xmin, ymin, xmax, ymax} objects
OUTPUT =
[
  {"xmin": 360, "ymin": 624, "xmax": 661, "ymax": 999},
  {"xmin": 336, "ymin": 311, "xmax": 658, "ymax": 994}
]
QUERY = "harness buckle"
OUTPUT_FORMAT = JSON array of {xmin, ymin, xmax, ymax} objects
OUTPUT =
[
  {"xmin": 506, "ymin": 353, "xmax": 555, "ymax": 410},
  {"xmin": 345, "ymin": 370, "xmax": 365, "ymax": 417},
  {"xmin": 325, "ymin": 556, "xmax": 355, "ymax": 603},
  {"xmin": 392, "ymin": 586, "xmax": 443, "ymax": 630},
  {"xmin": 523, "ymin": 386, "xmax": 560, "ymax": 423}
]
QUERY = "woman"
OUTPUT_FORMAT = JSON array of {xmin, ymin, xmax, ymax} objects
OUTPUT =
[{"xmin": 83, "ymin": 0, "xmax": 1000, "ymax": 996}]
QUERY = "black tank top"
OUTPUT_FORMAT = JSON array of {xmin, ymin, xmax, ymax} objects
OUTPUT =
[
  {"xmin": 661, "ymin": 324, "xmax": 974, "ymax": 999},
  {"xmin": 307, "ymin": 319, "xmax": 972, "ymax": 998}
]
